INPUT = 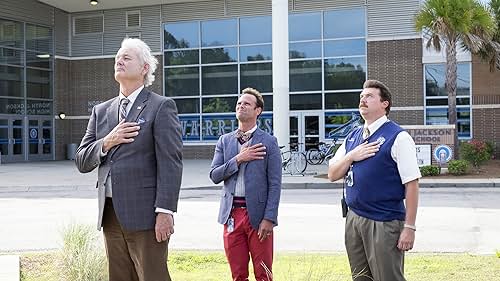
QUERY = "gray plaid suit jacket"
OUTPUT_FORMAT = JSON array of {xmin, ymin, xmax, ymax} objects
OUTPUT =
[
  {"xmin": 75, "ymin": 88, "xmax": 183, "ymax": 231},
  {"xmin": 209, "ymin": 128, "xmax": 282, "ymax": 230}
]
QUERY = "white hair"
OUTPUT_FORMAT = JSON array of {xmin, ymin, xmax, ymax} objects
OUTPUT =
[{"xmin": 120, "ymin": 38, "xmax": 158, "ymax": 86}]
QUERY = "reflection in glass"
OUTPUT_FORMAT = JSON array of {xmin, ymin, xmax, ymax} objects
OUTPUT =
[
  {"xmin": 290, "ymin": 94, "xmax": 322, "ymax": 110},
  {"xmin": 26, "ymin": 25, "xmax": 52, "ymax": 52},
  {"xmin": 0, "ymin": 66, "xmax": 23, "ymax": 97},
  {"xmin": 13, "ymin": 124, "xmax": 23, "ymax": 154},
  {"xmin": 43, "ymin": 128, "xmax": 51, "ymax": 154},
  {"xmin": 289, "ymin": 13, "xmax": 321, "ymax": 41},
  {"xmin": 239, "ymin": 45, "xmax": 272, "ymax": 62},
  {"xmin": 0, "ymin": 20, "xmax": 23, "ymax": 48},
  {"xmin": 202, "ymin": 65, "xmax": 238, "ymax": 95},
  {"xmin": 305, "ymin": 116, "xmax": 319, "ymax": 135},
  {"xmin": 27, "ymin": 69, "xmax": 51, "ymax": 99},
  {"xmin": 0, "ymin": 98, "xmax": 24, "ymax": 114},
  {"xmin": 0, "ymin": 47, "xmax": 22, "ymax": 65},
  {"xmin": 173, "ymin": 98, "xmax": 200, "ymax": 114},
  {"xmin": 240, "ymin": 16, "xmax": 271, "ymax": 44},
  {"xmin": 262, "ymin": 95, "xmax": 273, "ymax": 111},
  {"xmin": 425, "ymin": 63, "xmax": 470, "ymax": 97},
  {"xmin": 201, "ymin": 19, "xmax": 237, "ymax": 47},
  {"xmin": 324, "ymin": 57, "xmax": 366, "ymax": 90},
  {"xmin": 324, "ymin": 112, "xmax": 358, "ymax": 139},
  {"xmin": 289, "ymin": 60, "xmax": 322, "ymax": 92},
  {"xmin": 165, "ymin": 67, "xmax": 199, "ymax": 97},
  {"xmin": 201, "ymin": 47, "xmax": 237, "ymax": 64},
  {"xmin": 202, "ymin": 97, "xmax": 237, "ymax": 113},
  {"xmin": 325, "ymin": 92, "xmax": 360, "ymax": 109},
  {"xmin": 324, "ymin": 39, "xmax": 365, "ymax": 57},
  {"xmin": 240, "ymin": 63, "xmax": 272, "ymax": 93},
  {"xmin": 27, "ymin": 100, "xmax": 52, "ymax": 115},
  {"xmin": 164, "ymin": 22, "xmax": 199, "ymax": 49},
  {"xmin": 164, "ymin": 50, "xmax": 199, "ymax": 66},
  {"xmin": 324, "ymin": 8, "xmax": 365, "ymax": 38},
  {"xmin": 26, "ymin": 51, "xmax": 51, "ymax": 69},
  {"xmin": 289, "ymin": 42, "xmax": 321, "ymax": 59}
]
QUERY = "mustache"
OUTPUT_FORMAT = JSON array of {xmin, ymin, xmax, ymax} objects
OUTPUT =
[{"xmin": 359, "ymin": 103, "xmax": 367, "ymax": 108}]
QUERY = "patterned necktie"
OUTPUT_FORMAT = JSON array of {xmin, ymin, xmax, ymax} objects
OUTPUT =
[
  {"xmin": 363, "ymin": 127, "xmax": 370, "ymax": 140},
  {"xmin": 235, "ymin": 130, "xmax": 252, "ymax": 145},
  {"xmin": 119, "ymin": 98, "xmax": 130, "ymax": 122}
]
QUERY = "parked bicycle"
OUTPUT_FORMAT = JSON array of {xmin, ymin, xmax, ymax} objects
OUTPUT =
[
  {"xmin": 280, "ymin": 143, "xmax": 307, "ymax": 175},
  {"xmin": 306, "ymin": 114, "xmax": 362, "ymax": 165}
]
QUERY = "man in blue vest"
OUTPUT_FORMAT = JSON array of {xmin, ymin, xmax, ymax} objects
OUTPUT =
[{"xmin": 328, "ymin": 80, "xmax": 420, "ymax": 281}]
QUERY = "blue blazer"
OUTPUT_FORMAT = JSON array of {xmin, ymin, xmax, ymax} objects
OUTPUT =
[{"xmin": 209, "ymin": 128, "xmax": 282, "ymax": 230}]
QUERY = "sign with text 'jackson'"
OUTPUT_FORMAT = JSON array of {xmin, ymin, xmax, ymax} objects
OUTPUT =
[{"xmin": 403, "ymin": 125, "xmax": 455, "ymax": 166}]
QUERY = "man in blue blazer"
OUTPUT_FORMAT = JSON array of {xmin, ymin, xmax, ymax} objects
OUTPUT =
[{"xmin": 210, "ymin": 87, "xmax": 282, "ymax": 281}]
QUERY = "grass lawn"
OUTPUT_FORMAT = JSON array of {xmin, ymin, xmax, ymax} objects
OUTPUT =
[{"xmin": 20, "ymin": 251, "xmax": 500, "ymax": 281}]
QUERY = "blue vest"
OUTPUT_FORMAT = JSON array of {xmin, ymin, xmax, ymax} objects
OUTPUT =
[{"xmin": 345, "ymin": 121, "xmax": 406, "ymax": 221}]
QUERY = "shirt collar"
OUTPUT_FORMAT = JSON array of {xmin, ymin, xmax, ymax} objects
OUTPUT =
[
  {"xmin": 244, "ymin": 125, "xmax": 258, "ymax": 135},
  {"xmin": 119, "ymin": 85, "xmax": 144, "ymax": 105},
  {"xmin": 365, "ymin": 115, "xmax": 388, "ymax": 137}
]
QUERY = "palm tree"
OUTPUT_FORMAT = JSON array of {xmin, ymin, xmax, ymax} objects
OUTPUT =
[
  {"xmin": 415, "ymin": 0, "xmax": 496, "ymax": 155},
  {"xmin": 477, "ymin": 0, "xmax": 500, "ymax": 71}
]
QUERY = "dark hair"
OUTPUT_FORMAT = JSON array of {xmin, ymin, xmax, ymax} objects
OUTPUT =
[
  {"xmin": 363, "ymin": 79, "xmax": 392, "ymax": 115},
  {"xmin": 241, "ymin": 87, "xmax": 264, "ymax": 110}
]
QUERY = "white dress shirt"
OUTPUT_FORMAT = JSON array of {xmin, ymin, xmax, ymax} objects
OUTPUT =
[
  {"xmin": 234, "ymin": 125, "xmax": 258, "ymax": 197},
  {"xmin": 329, "ymin": 115, "xmax": 421, "ymax": 184}
]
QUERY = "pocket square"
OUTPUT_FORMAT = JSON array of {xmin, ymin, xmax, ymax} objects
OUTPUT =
[{"xmin": 137, "ymin": 118, "xmax": 146, "ymax": 124}]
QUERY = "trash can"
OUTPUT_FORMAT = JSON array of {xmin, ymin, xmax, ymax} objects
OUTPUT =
[{"xmin": 66, "ymin": 143, "xmax": 77, "ymax": 160}]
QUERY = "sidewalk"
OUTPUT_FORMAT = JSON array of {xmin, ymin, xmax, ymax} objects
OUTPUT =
[{"xmin": 0, "ymin": 160, "xmax": 499, "ymax": 194}]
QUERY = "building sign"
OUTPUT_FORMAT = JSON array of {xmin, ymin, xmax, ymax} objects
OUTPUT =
[
  {"xmin": 415, "ymin": 144, "xmax": 431, "ymax": 167},
  {"xmin": 4, "ymin": 101, "xmax": 52, "ymax": 115},
  {"xmin": 434, "ymin": 145, "xmax": 453, "ymax": 164},
  {"xmin": 403, "ymin": 125, "xmax": 455, "ymax": 166},
  {"xmin": 179, "ymin": 114, "xmax": 273, "ymax": 141}
]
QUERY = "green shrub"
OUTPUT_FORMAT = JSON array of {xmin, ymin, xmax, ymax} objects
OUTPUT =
[
  {"xmin": 485, "ymin": 141, "xmax": 495, "ymax": 159},
  {"xmin": 460, "ymin": 140, "xmax": 492, "ymax": 168},
  {"xmin": 419, "ymin": 165, "xmax": 440, "ymax": 176},
  {"xmin": 448, "ymin": 160, "xmax": 469, "ymax": 176},
  {"xmin": 60, "ymin": 223, "xmax": 107, "ymax": 281}
]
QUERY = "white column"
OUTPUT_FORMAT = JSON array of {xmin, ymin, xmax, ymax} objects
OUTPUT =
[{"xmin": 272, "ymin": 0, "xmax": 290, "ymax": 150}]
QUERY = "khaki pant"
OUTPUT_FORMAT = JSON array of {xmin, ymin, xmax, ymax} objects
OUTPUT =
[
  {"xmin": 102, "ymin": 199, "xmax": 171, "ymax": 281},
  {"xmin": 345, "ymin": 211, "xmax": 405, "ymax": 281}
]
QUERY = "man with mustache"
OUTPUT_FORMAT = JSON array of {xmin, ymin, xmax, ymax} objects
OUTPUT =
[{"xmin": 328, "ymin": 80, "xmax": 420, "ymax": 281}]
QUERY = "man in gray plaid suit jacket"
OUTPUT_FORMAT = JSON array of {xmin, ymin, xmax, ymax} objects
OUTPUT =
[{"xmin": 75, "ymin": 38, "xmax": 182, "ymax": 281}]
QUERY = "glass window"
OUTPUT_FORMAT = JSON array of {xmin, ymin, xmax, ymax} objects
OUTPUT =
[
  {"xmin": 240, "ymin": 45, "xmax": 272, "ymax": 62},
  {"xmin": 325, "ymin": 92, "xmax": 360, "ymax": 109},
  {"xmin": 0, "ymin": 98, "xmax": 24, "ymax": 114},
  {"xmin": 289, "ymin": 13, "xmax": 321, "ymax": 41},
  {"xmin": 290, "ymin": 94, "xmax": 322, "ymax": 110},
  {"xmin": 27, "ymin": 69, "xmax": 51, "ymax": 99},
  {"xmin": 0, "ymin": 66, "xmax": 23, "ymax": 97},
  {"xmin": 262, "ymin": 95, "xmax": 273, "ymax": 112},
  {"xmin": 26, "ymin": 24, "xmax": 52, "ymax": 53},
  {"xmin": 201, "ymin": 47, "xmax": 237, "ymax": 64},
  {"xmin": 289, "ymin": 60, "xmax": 322, "ymax": 92},
  {"xmin": 324, "ymin": 8, "xmax": 365, "ymax": 39},
  {"xmin": 201, "ymin": 19, "xmax": 237, "ymax": 47},
  {"xmin": 26, "ymin": 51, "xmax": 51, "ymax": 69},
  {"xmin": 202, "ymin": 97, "xmax": 237, "ymax": 113},
  {"xmin": 425, "ymin": 63, "xmax": 470, "ymax": 97},
  {"xmin": 174, "ymin": 98, "xmax": 199, "ymax": 114},
  {"xmin": 164, "ymin": 22, "xmax": 199, "ymax": 49},
  {"xmin": 27, "ymin": 99, "xmax": 52, "ymax": 115},
  {"xmin": 240, "ymin": 16, "xmax": 271, "ymax": 44},
  {"xmin": 165, "ymin": 67, "xmax": 199, "ymax": 97},
  {"xmin": 324, "ymin": 39, "xmax": 365, "ymax": 57},
  {"xmin": 164, "ymin": 50, "xmax": 199, "ymax": 66},
  {"xmin": 0, "ymin": 47, "xmax": 23, "ymax": 65},
  {"xmin": 324, "ymin": 57, "xmax": 366, "ymax": 90},
  {"xmin": 202, "ymin": 65, "xmax": 238, "ymax": 95},
  {"xmin": 240, "ymin": 63, "xmax": 272, "ymax": 93},
  {"xmin": 0, "ymin": 20, "xmax": 23, "ymax": 48},
  {"xmin": 324, "ymin": 112, "xmax": 359, "ymax": 139},
  {"xmin": 289, "ymin": 42, "xmax": 321, "ymax": 59}
]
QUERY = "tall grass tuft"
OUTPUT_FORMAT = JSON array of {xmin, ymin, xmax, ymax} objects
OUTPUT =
[{"xmin": 59, "ymin": 223, "xmax": 107, "ymax": 281}]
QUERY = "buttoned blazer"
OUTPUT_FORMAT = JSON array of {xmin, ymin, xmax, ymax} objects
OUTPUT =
[
  {"xmin": 75, "ymin": 88, "xmax": 183, "ymax": 231},
  {"xmin": 209, "ymin": 128, "xmax": 282, "ymax": 230}
]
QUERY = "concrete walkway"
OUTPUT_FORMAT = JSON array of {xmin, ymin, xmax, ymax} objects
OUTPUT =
[
  {"xmin": 1, "ymin": 160, "xmax": 499, "ymax": 194},
  {"xmin": 0, "ymin": 255, "xmax": 19, "ymax": 281}
]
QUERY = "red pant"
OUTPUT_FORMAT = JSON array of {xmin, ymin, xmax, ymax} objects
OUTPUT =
[{"xmin": 223, "ymin": 208, "xmax": 274, "ymax": 281}]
